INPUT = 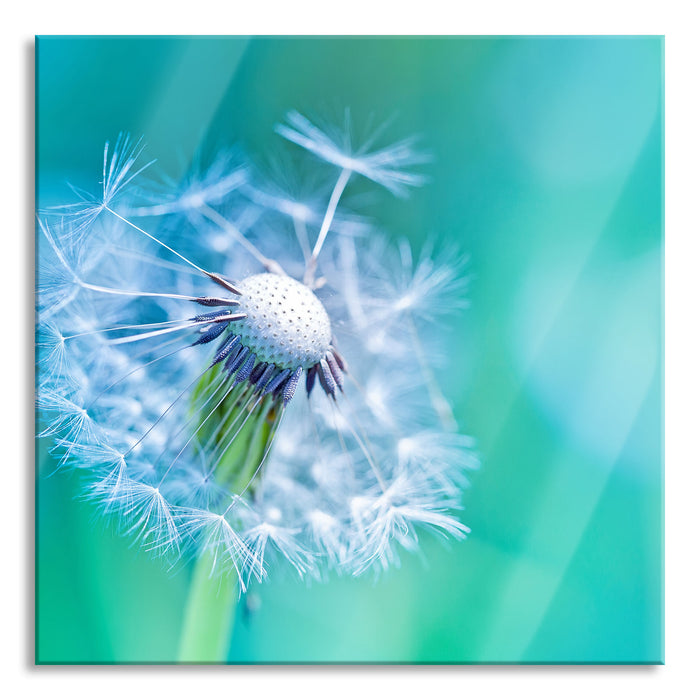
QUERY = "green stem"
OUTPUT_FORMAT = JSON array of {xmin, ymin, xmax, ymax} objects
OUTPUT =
[
  {"xmin": 178, "ymin": 371, "xmax": 283, "ymax": 663},
  {"xmin": 177, "ymin": 549, "xmax": 239, "ymax": 664}
]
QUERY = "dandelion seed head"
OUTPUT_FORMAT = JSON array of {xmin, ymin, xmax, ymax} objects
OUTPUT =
[{"xmin": 36, "ymin": 113, "xmax": 477, "ymax": 589}]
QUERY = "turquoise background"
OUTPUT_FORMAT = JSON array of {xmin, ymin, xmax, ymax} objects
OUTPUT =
[{"xmin": 36, "ymin": 36, "xmax": 664, "ymax": 663}]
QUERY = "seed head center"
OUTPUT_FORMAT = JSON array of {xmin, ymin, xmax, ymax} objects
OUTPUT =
[{"xmin": 234, "ymin": 273, "xmax": 332, "ymax": 370}]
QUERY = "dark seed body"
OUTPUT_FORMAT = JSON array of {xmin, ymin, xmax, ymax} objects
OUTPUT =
[
  {"xmin": 249, "ymin": 362, "xmax": 268, "ymax": 385},
  {"xmin": 234, "ymin": 353, "xmax": 256, "ymax": 384},
  {"xmin": 211, "ymin": 334, "xmax": 241, "ymax": 366},
  {"xmin": 192, "ymin": 321, "xmax": 229, "ymax": 346},
  {"xmin": 306, "ymin": 364, "xmax": 317, "ymax": 396},
  {"xmin": 326, "ymin": 351, "xmax": 344, "ymax": 391},
  {"xmin": 265, "ymin": 368, "xmax": 291, "ymax": 395},
  {"xmin": 317, "ymin": 358, "xmax": 337, "ymax": 398},
  {"xmin": 282, "ymin": 367, "xmax": 303, "ymax": 405},
  {"xmin": 225, "ymin": 346, "xmax": 249, "ymax": 374},
  {"xmin": 195, "ymin": 296, "xmax": 241, "ymax": 307},
  {"xmin": 256, "ymin": 364, "xmax": 277, "ymax": 392}
]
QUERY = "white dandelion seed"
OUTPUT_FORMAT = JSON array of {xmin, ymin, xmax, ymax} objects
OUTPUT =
[{"xmin": 36, "ymin": 113, "xmax": 477, "ymax": 589}]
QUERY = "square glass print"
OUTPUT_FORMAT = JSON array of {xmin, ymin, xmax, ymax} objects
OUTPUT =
[{"xmin": 35, "ymin": 36, "xmax": 663, "ymax": 664}]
